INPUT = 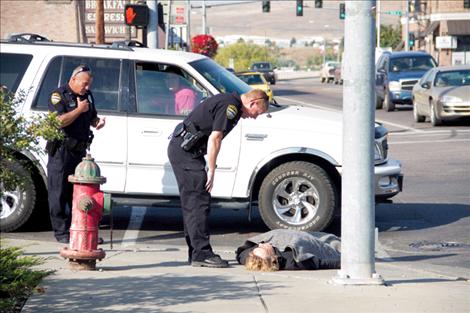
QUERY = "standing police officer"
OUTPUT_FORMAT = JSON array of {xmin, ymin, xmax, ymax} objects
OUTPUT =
[
  {"xmin": 47, "ymin": 65, "xmax": 106, "ymax": 243},
  {"xmin": 168, "ymin": 89, "xmax": 268, "ymax": 268}
]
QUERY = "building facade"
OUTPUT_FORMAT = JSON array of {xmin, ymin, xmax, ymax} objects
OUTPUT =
[{"xmin": 402, "ymin": 0, "xmax": 470, "ymax": 65}]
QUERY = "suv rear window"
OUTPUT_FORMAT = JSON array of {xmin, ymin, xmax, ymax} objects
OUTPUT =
[
  {"xmin": 0, "ymin": 53, "xmax": 33, "ymax": 93},
  {"xmin": 389, "ymin": 56, "xmax": 436, "ymax": 72}
]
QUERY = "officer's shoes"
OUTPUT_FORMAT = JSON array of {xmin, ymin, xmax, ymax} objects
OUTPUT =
[
  {"xmin": 192, "ymin": 254, "xmax": 229, "ymax": 268},
  {"xmin": 56, "ymin": 237, "xmax": 70, "ymax": 244}
]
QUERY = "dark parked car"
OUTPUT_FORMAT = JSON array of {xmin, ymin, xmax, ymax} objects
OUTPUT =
[
  {"xmin": 412, "ymin": 65, "xmax": 470, "ymax": 126},
  {"xmin": 250, "ymin": 62, "xmax": 276, "ymax": 84},
  {"xmin": 375, "ymin": 51, "xmax": 437, "ymax": 111}
]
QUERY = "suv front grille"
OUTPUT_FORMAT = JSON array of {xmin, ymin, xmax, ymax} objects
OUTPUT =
[{"xmin": 400, "ymin": 79, "xmax": 418, "ymax": 90}]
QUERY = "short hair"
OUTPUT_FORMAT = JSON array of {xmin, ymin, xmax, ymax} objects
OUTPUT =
[
  {"xmin": 243, "ymin": 89, "xmax": 269, "ymax": 110},
  {"xmin": 71, "ymin": 65, "xmax": 92, "ymax": 79},
  {"xmin": 245, "ymin": 250, "xmax": 279, "ymax": 272}
]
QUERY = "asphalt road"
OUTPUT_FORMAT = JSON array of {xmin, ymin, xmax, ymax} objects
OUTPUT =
[{"xmin": 4, "ymin": 77, "xmax": 469, "ymax": 279}]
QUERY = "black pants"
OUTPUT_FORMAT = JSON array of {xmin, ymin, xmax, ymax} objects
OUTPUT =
[
  {"xmin": 47, "ymin": 145, "xmax": 85, "ymax": 240},
  {"xmin": 168, "ymin": 137, "xmax": 213, "ymax": 262}
]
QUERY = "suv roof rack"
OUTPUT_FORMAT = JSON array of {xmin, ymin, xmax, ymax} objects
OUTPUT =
[
  {"xmin": 7, "ymin": 33, "xmax": 51, "ymax": 43},
  {"xmin": 2, "ymin": 33, "xmax": 137, "ymax": 52},
  {"xmin": 111, "ymin": 40, "xmax": 147, "ymax": 49}
]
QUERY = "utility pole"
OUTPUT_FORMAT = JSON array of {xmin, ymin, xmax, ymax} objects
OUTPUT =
[
  {"xmin": 186, "ymin": 0, "xmax": 191, "ymax": 51},
  {"xmin": 331, "ymin": 0, "xmax": 384, "ymax": 286},
  {"xmin": 165, "ymin": 0, "xmax": 172, "ymax": 49},
  {"xmin": 202, "ymin": 0, "xmax": 207, "ymax": 35},
  {"xmin": 405, "ymin": 0, "xmax": 410, "ymax": 51},
  {"xmin": 147, "ymin": 0, "xmax": 158, "ymax": 48},
  {"xmin": 376, "ymin": 0, "xmax": 381, "ymax": 48},
  {"xmin": 95, "ymin": 0, "xmax": 105, "ymax": 44}
]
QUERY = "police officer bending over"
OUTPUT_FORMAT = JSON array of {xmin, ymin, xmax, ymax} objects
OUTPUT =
[
  {"xmin": 168, "ymin": 89, "xmax": 269, "ymax": 268},
  {"xmin": 47, "ymin": 65, "xmax": 106, "ymax": 243}
]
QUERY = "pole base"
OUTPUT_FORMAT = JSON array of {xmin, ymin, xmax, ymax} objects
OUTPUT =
[{"xmin": 329, "ymin": 271, "xmax": 385, "ymax": 286}]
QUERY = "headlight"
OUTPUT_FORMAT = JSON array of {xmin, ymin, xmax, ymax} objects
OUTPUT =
[
  {"xmin": 388, "ymin": 81, "xmax": 401, "ymax": 91},
  {"xmin": 441, "ymin": 95, "xmax": 462, "ymax": 103}
]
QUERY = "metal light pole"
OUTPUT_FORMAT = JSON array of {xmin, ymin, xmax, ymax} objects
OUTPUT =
[
  {"xmin": 202, "ymin": 0, "xmax": 207, "ymax": 35},
  {"xmin": 376, "ymin": 0, "xmax": 381, "ymax": 48},
  {"xmin": 147, "ymin": 0, "xmax": 158, "ymax": 48},
  {"xmin": 405, "ymin": 0, "xmax": 410, "ymax": 51},
  {"xmin": 331, "ymin": 0, "xmax": 384, "ymax": 286},
  {"xmin": 165, "ymin": 0, "xmax": 172, "ymax": 49}
]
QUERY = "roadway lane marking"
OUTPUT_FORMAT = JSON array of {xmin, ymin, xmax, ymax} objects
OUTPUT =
[
  {"xmin": 276, "ymin": 95, "xmax": 340, "ymax": 111},
  {"xmin": 121, "ymin": 206, "xmax": 147, "ymax": 247},
  {"xmin": 376, "ymin": 119, "xmax": 425, "ymax": 133}
]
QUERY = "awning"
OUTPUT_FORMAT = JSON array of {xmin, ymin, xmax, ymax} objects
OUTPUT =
[
  {"xmin": 446, "ymin": 20, "xmax": 470, "ymax": 36},
  {"xmin": 419, "ymin": 21, "xmax": 440, "ymax": 38}
]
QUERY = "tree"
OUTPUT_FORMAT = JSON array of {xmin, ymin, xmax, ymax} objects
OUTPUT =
[
  {"xmin": 0, "ymin": 89, "xmax": 63, "ymax": 194},
  {"xmin": 290, "ymin": 37, "xmax": 297, "ymax": 48},
  {"xmin": 191, "ymin": 34, "xmax": 218, "ymax": 58},
  {"xmin": 215, "ymin": 41, "xmax": 277, "ymax": 72},
  {"xmin": 380, "ymin": 24, "xmax": 402, "ymax": 49}
]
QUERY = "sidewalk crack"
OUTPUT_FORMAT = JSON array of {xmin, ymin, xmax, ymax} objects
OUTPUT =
[{"xmin": 252, "ymin": 274, "xmax": 269, "ymax": 313}]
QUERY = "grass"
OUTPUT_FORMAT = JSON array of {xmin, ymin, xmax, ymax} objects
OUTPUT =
[{"xmin": 0, "ymin": 244, "xmax": 52, "ymax": 313}]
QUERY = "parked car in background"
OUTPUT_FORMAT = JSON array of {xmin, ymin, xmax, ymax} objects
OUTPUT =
[
  {"xmin": 236, "ymin": 71, "xmax": 273, "ymax": 102},
  {"xmin": 412, "ymin": 65, "xmax": 470, "ymax": 126},
  {"xmin": 375, "ymin": 51, "xmax": 437, "ymax": 111},
  {"xmin": 321, "ymin": 61, "xmax": 340, "ymax": 83},
  {"xmin": 334, "ymin": 64, "xmax": 343, "ymax": 85},
  {"xmin": 249, "ymin": 62, "xmax": 276, "ymax": 84}
]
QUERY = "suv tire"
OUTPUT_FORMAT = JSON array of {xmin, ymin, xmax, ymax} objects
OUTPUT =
[
  {"xmin": 0, "ymin": 160, "xmax": 36, "ymax": 232},
  {"xmin": 376, "ymin": 95, "xmax": 383, "ymax": 109},
  {"xmin": 258, "ymin": 161, "xmax": 336, "ymax": 232},
  {"xmin": 383, "ymin": 91, "xmax": 395, "ymax": 112}
]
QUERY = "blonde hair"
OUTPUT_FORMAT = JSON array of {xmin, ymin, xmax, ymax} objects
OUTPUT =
[
  {"xmin": 245, "ymin": 250, "xmax": 280, "ymax": 272},
  {"xmin": 243, "ymin": 89, "xmax": 269, "ymax": 110}
]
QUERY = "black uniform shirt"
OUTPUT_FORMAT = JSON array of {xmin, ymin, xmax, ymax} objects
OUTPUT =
[
  {"xmin": 48, "ymin": 84, "xmax": 97, "ymax": 141},
  {"xmin": 183, "ymin": 92, "xmax": 243, "ymax": 140}
]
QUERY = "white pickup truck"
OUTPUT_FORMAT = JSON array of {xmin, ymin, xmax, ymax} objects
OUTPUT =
[{"xmin": 0, "ymin": 35, "xmax": 403, "ymax": 233}]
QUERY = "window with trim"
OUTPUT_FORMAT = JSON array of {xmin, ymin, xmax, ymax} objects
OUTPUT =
[
  {"xmin": 34, "ymin": 56, "xmax": 121, "ymax": 111},
  {"xmin": 135, "ymin": 62, "xmax": 208, "ymax": 116},
  {"xmin": 0, "ymin": 53, "xmax": 33, "ymax": 93}
]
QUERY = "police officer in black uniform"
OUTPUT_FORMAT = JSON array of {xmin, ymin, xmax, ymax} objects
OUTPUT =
[
  {"xmin": 168, "ymin": 89, "xmax": 269, "ymax": 268},
  {"xmin": 47, "ymin": 65, "xmax": 106, "ymax": 243}
]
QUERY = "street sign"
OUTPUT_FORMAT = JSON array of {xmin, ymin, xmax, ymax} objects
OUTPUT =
[
  {"xmin": 436, "ymin": 36, "xmax": 457, "ymax": 49},
  {"xmin": 385, "ymin": 10, "xmax": 402, "ymax": 16}
]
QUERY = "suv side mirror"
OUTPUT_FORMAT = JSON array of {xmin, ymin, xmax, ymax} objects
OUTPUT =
[{"xmin": 421, "ymin": 82, "xmax": 430, "ymax": 89}]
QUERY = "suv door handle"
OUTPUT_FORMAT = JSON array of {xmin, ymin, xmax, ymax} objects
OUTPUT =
[
  {"xmin": 245, "ymin": 134, "xmax": 267, "ymax": 141},
  {"xmin": 142, "ymin": 130, "xmax": 162, "ymax": 136}
]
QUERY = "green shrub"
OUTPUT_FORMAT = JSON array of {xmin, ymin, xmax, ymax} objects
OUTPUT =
[{"xmin": 0, "ymin": 245, "xmax": 52, "ymax": 312}]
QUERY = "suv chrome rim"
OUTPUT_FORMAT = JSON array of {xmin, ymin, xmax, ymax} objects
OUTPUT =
[
  {"xmin": 272, "ymin": 177, "xmax": 319, "ymax": 225},
  {"xmin": 0, "ymin": 188, "xmax": 20, "ymax": 219}
]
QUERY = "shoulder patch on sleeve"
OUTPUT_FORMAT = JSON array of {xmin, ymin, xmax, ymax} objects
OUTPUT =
[
  {"xmin": 50, "ymin": 92, "xmax": 62, "ymax": 106},
  {"xmin": 226, "ymin": 104, "xmax": 238, "ymax": 120}
]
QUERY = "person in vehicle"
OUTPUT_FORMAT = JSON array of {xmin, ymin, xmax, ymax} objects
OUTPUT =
[
  {"xmin": 236, "ymin": 229, "xmax": 341, "ymax": 271},
  {"xmin": 165, "ymin": 67, "xmax": 198, "ymax": 115}
]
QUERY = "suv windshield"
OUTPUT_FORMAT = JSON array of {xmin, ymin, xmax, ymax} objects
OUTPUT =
[
  {"xmin": 190, "ymin": 58, "xmax": 251, "ymax": 95},
  {"xmin": 252, "ymin": 63, "xmax": 272, "ymax": 70},
  {"xmin": 237, "ymin": 74, "xmax": 265, "ymax": 85},
  {"xmin": 390, "ymin": 56, "xmax": 436, "ymax": 72},
  {"xmin": 434, "ymin": 70, "xmax": 470, "ymax": 87}
]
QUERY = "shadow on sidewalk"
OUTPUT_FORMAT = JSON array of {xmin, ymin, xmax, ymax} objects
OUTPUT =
[
  {"xmin": 386, "ymin": 277, "xmax": 462, "ymax": 285},
  {"xmin": 28, "ymin": 274, "xmax": 282, "ymax": 312}
]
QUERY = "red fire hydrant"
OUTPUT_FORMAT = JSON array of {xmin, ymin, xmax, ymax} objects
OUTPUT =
[{"xmin": 60, "ymin": 154, "xmax": 107, "ymax": 270}]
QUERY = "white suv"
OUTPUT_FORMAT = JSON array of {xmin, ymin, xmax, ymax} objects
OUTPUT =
[{"xmin": 0, "ymin": 35, "xmax": 403, "ymax": 233}]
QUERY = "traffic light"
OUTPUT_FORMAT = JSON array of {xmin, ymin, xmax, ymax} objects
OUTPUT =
[
  {"xmin": 409, "ymin": 33, "xmax": 415, "ymax": 48},
  {"xmin": 296, "ymin": 0, "xmax": 303, "ymax": 16},
  {"xmin": 339, "ymin": 3, "xmax": 345, "ymax": 20},
  {"xmin": 465, "ymin": 0, "xmax": 470, "ymax": 9},
  {"xmin": 157, "ymin": 3, "xmax": 164, "ymax": 28},
  {"xmin": 124, "ymin": 4, "xmax": 149, "ymax": 27},
  {"xmin": 315, "ymin": 0, "xmax": 323, "ymax": 8},
  {"xmin": 262, "ymin": 0, "xmax": 270, "ymax": 13}
]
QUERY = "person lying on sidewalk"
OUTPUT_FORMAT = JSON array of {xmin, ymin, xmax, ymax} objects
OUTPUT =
[{"xmin": 235, "ymin": 229, "xmax": 341, "ymax": 271}]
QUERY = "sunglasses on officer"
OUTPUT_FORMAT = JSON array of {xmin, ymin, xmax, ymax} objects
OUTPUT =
[{"xmin": 72, "ymin": 65, "xmax": 91, "ymax": 77}]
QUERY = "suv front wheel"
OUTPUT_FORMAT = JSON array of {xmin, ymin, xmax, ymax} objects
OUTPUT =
[
  {"xmin": 258, "ymin": 161, "xmax": 337, "ymax": 232},
  {"xmin": 0, "ymin": 160, "xmax": 36, "ymax": 232},
  {"xmin": 383, "ymin": 90, "xmax": 395, "ymax": 112}
]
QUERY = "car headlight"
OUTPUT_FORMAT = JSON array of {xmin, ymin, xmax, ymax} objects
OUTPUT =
[
  {"xmin": 388, "ymin": 81, "xmax": 401, "ymax": 92},
  {"xmin": 374, "ymin": 137, "xmax": 388, "ymax": 164},
  {"xmin": 441, "ymin": 95, "xmax": 462, "ymax": 103}
]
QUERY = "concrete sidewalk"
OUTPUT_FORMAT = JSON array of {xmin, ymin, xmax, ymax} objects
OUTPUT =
[{"xmin": 4, "ymin": 238, "xmax": 469, "ymax": 313}]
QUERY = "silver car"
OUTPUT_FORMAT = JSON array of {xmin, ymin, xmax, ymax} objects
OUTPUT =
[{"xmin": 412, "ymin": 65, "xmax": 470, "ymax": 126}]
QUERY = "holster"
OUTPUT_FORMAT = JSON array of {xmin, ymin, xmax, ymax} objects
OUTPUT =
[
  {"xmin": 180, "ymin": 122, "xmax": 206, "ymax": 153},
  {"xmin": 45, "ymin": 140, "xmax": 61, "ymax": 157}
]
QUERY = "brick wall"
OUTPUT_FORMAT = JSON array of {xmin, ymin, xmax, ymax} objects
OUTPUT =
[
  {"xmin": 1, "ymin": 0, "xmax": 79, "ymax": 42},
  {"xmin": 430, "ymin": 0, "xmax": 469, "ymax": 13}
]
